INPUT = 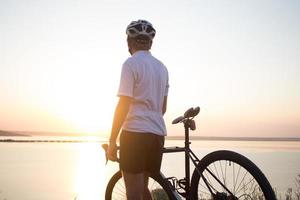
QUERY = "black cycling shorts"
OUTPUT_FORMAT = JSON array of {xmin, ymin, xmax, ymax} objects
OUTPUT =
[{"xmin": 119, "ymin": 130, "xmax": 165, "ymax": 174}]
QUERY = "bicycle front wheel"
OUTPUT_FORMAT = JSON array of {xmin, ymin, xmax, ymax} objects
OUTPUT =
[
  {"xmin": 105, "ymin": 171, "xmax": 170, "ymax": 200},
  {"xmin": 190, "ymin": 150, "xmax": 276, "ymax": 200}
]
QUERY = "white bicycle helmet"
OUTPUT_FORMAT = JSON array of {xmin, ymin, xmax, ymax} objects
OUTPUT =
[{"xmin": 126, "ymin": 20, "xmax": 156, "ymax": 40}]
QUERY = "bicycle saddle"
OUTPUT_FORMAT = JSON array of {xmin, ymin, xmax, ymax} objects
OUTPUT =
[{"xmin": 172, "ymin": 107, "xmax": 200, "ymax": 124}]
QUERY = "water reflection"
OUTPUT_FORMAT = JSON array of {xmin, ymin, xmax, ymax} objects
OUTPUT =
[
  {"xmin": 74, "ymin": 143, "xmax": 109, "ymax": 200},
  {"xmin": 1, "ymin": 139, "xmax": 298, "ymax": 199}
]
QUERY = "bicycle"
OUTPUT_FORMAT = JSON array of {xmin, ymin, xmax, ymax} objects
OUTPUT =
[{"xmin": 102, "ymin": 107, "xmax": 276, "ymax": 200}]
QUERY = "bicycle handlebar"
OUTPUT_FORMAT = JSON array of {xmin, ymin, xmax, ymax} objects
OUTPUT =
[
  {"xmin": 102, "ymin": 106, "xmax": 200, "ymax": 163},
  {"xmin": 101, "ymin": 144, "xmax": 120, "ymax": 164}
]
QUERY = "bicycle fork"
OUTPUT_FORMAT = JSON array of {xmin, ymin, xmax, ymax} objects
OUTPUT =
[
  {"xmin": 189, "ymin": 148, "xmax": 237, "ymax": 199},
  {"xmin": 184, "ymin": 119, "xmax": 234, "ymax": 199}
]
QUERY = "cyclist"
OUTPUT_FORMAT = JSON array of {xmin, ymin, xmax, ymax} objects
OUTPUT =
[{"xmin": 107, "ymin": 19, "xmax": 169, "ymax": 200}]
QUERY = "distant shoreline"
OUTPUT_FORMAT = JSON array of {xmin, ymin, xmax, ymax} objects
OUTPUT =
[
  {"xmin": 1, "ymin": 129, "xmax": 300, "ymax": 142},
  {"xmin": 0, "ymin": 130, "xmax": 29, "ymax": 137},
  {"xmin": 0, "ymin": 136, "xmax": 300, "ymax": 143},
  {"xmin": 0, "ymin": 139, "xmax": 101, "ymax": 143},
  {"xmin": 166, "ymin": 136, "xmax": 300, "ymax": 142}
]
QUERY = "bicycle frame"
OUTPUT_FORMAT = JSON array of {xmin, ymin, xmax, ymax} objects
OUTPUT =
[
  {"xmin": 161, "ymin": 118, "xmax": 234, "ymax": 200},
  {"xmin": 104, "ymin": 106, "xmax": 276, "ymax": 200},
  {"xmin": 161, "ymin": 119, "xmax": 201, "ymax": 200}
]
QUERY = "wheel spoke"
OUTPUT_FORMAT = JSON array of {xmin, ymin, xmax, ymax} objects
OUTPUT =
[
  {"xmin": 109, "ymin": 175, "xmax": 169, "ymax": 200},
  {"xmin": 193, "ymin": 151, "xmax": 275, "ymax": 200},
  {"xmin": 213, "ymin": 162, "xmax": 220, "ymax": 181},
  {"xmin": 203, "ymin": 168, "xmax": 215, "ymax": 192},
  {"xmin": 113, "ymin": 181, "xmax": 126, "ymax": 199},
  {"xmin": 235, "ymin": 170, "xmax": 249, "ymax": 195},
  {"xmin": 224, "ymin": 160, "xmax": 228, "ymax": 191},
  {"xmin": 235, "ymin": 177, "xmax": 255, "ymax": 195},
  {"xmin": 219, "ymin": 160, "xmax": 225, "ymax": 186},
  {"xmin": 233, "ymin": 162, "xmax": 236, "ymax": 194}
]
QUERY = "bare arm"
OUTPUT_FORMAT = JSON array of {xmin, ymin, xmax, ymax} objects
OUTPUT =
[
  {"xmin": 107, "ymin": 96, "xmax": 132, "ymax": 160},
  {"xmin": 109, "ymin": 96, "xmax": 132, "ymax": 143}
]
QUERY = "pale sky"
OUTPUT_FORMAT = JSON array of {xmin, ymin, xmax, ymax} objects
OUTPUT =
[{"xmin": 0, "ymin": 0, "xmax": 299, "ymax": 137}]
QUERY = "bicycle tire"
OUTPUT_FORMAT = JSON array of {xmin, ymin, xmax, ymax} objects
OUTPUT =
[
  {"xmin": 105, "ymin": 171, "xmax": 171, "ymax": 200},
  {"xmin": 190, "ymin": 150, "xmax": 276, "ymax": 200}
]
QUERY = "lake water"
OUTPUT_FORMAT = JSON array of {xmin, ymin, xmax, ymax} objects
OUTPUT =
[{"xmin": 0, "ymin": 136, "xmax": 299, "ymax": 200}]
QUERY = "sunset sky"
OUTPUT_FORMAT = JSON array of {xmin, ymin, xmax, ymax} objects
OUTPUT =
[{"xmin": 0, "ymin": 0, "xmax": 299, "ymax": 137}]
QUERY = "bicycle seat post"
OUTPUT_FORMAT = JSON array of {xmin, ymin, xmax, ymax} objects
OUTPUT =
[{"xmin": 184, "ymin": 120, "xmax": 191, "ymax": 199}]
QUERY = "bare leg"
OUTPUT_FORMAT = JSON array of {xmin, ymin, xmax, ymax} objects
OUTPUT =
[
  {"xmin": 143, "ymin": 172, "xmax": 152, "ymax": 200},
  {"xmin": 122, "ymin": 171, "xmax": 144, "ymax": 200}
]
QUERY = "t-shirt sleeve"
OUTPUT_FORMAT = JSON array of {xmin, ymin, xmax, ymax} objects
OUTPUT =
[{"xmin": 117, "ymin": 62, "xmax": 134, "ymax": 97}]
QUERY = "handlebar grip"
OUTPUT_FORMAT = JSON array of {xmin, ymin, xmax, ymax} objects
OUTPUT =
[
  {"xmin": 101, "ymin": 143, "xmax": 119, "ymax": 164},
  {"xmin": 101, "ymin": 144, "xmax": 109, "ymax": 164},
  {"xmin": 102, "ymin": 143, "xmax": 108, "ymax": 151}
]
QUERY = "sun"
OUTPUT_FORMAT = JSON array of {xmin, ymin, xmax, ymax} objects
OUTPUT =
[
  {"xmin": 42, "ymin": 65, "xmax": 119, "ymax": 136},
  {"xmin": 56, "ymin": 95, "xmax": 116, "ymax": 135},
  {"xmin": 54, "ymin": 91, "xmax": 117, "ymax": 135}
]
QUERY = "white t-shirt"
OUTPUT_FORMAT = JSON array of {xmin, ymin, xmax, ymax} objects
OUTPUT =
[{"xmin": 117, "ymin": 50, "xmax": 169, "ymax": 136}]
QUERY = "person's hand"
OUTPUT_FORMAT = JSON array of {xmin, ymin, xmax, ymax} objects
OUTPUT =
[{"xmin": 107, "ymin": 142, "xmax": 118, "ymax": 161}]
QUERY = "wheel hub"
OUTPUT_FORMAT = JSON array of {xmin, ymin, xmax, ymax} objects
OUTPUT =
[{"xmin": 214, "ymin": 192, "xmax": 238, "ymax": 200}]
